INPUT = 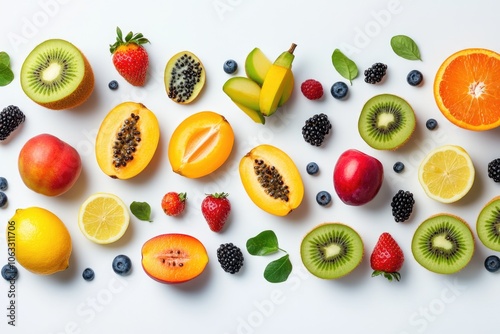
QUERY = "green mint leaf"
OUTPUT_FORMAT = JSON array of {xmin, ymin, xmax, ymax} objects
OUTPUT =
[
  {"xmin": 246, "ymin": 230, "xmax": 279, "ymax": 256},
  {"xmin": 0, "ymin": 52, "xmax": 10, "ymax": 67},
  {"xmin": 331, "ymin": 49, "xmax": 358, "ymax": 85},
  {"xmin": 0, "ymin": 64, "xmax": 14, "ymax": 86},
  {"xmin": 390, "ymin": 35, "xmax": 422, "ymax": 61},
  {"xmin": 264, "ymin": 254, "xmax": 292, "ymax": 283},
  {"xmin": 130, "ymin": 201, "xmax": 152, "ymax": 222}
]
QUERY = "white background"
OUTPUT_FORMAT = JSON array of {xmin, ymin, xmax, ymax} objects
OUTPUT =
[{"xmin": 1, "ymin": 0, "xmax": 500, "ymax": 333}]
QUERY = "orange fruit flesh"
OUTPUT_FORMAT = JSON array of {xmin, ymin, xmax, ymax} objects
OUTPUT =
[
  {"xmin": 434, "ymin": 49, "xmax": 500, "ymax": 130},
  {"xmin": 141, "ymin": 234, "xmax": 208, "ymax": 284}
]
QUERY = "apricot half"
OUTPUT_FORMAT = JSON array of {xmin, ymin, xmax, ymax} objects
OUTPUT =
[
  {"xmin": 141, "ymin": 234, "xmax": 209, "ymax": 284},
  {"xmin": 95, "ymin": 102, "xmax": 160, "ymax": 179},
  {"xmin": 168, "ymin": 111, "xmax": 234, "ymax": 178},
  {"xmin": 239, "ymin": 144, "xmax": 304, "ymax": 216}
]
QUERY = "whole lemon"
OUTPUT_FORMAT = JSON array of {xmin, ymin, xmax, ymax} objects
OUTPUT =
[{"xmin": 8, "ymin": 207, "xmax": 72, "ymax": 275}]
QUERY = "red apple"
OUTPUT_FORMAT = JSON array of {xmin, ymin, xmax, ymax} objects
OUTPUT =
[
  {"xmin": 18, "ymin": 133, "xmax": 82, "ymax": 196},
  {"xmin": 333, "ymin": 149, "xmax": 383, "ymax": 206}
]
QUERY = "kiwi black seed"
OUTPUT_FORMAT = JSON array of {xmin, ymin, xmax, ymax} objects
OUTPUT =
[
  {"xmin": 300, "ymin": 223, "xmax": 364, "ymax": 279},
  {"xmin": 476, "ymin": 196, "xmax": 500, "ymax": 251},
  {"xmin": 411, "ymin": 213, "xmax": 474, "ymax": 274},
  {"xmin": 112, "ymin": 113, "xmax": 141, "ymax": 168},
  {"xmin": 165, "ymin": 52, "xmax": 205, "ymax": 104},
  {"xmin": 20, "ymin": 39, "xmax": 94, "ymax": 110},
  {"xmin": 358, "ymin": 94, "xmax": 416, "ymax": 150},
  {"xmin": 253, "ymin": 159, "xmax": 290, "ymax": 202}
]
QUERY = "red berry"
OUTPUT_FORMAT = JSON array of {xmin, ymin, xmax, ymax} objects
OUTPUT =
[
  {"xmin": 300, "ymin": 79, "xmax": 324, "ymax": 100},
  {"xmin": 370, "ymin": 232, "xmax": 404, "ymax": 281},
  {"xmin": 201, "ymin": 193, "xmax": 231, "ymax": 232},
  {"xmin": 161, "ymin": 192, "xmax": 186, "ymax": 216},
  {"xmin": 110, "ymin": 27, "xmax": 150, "ymax": 86}
]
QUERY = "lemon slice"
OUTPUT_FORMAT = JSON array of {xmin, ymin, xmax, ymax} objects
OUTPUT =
[
  {"xmin": 418, "ymin": 145, "xmax": 475, "ymax": 203},
  {"xmin": 78, "ymin": 192, "xmax": 130, "ymax": 244}
]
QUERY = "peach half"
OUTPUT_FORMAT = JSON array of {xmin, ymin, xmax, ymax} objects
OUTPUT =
[
  {"xmin": 168, "ymin": 111, "xmax": 234, "ymax": 178},
  {"xmin": 141, "ymin": 234, "xmax": 209, "ymax": 284}
]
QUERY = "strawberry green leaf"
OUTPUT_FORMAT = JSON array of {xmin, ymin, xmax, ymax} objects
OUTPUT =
[
  {"xmin": 264, "ymin": 254, "xmax": 292, "ymax": 283},
  {"xmin": 246, "ymin": 230, "xmax": 279, "ymax": 256}
]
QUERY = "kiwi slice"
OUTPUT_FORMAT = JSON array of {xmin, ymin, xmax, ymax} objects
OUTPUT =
[
  {"xmin": 358, "ymin": 94, "xmax": 416, "ymax": 150},
  {"xmin": 300, "ymin": 223, "xmax": 364, "ymax": 279},
  {"xmin": 20, "ymin": 39, "xmax": 94, "ymax": 110},
  {"xmin": 476, "ymin": 196, "xmax": 500, "ymax": 251},
  {"xmin": 412, "ymin": 213, "xmax": 474, "ymax": 274}
]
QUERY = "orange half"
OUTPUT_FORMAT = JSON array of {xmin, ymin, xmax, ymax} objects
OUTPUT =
[{"xmin": 434, "ymin": 48, "xmax": 500, "ymax": 131}]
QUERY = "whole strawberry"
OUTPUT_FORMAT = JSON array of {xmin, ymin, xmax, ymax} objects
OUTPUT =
[
  {"xmin": 300, "ymin": 79, "xmax": 323, "ymax": 100},
  {"xmin": 110, "ymin": 27, "xmax": 150, "ymax": 86},
  {"xmin": 201, "ymin": 193, "xmax": 231, "ymax": 232},
  {"xmin": 161, "ymin": 192, "xmax": 187, "ymax": 217},
  {"xmin": 370, "ymin": 232, "xmax": 404, "ymax": 281}
]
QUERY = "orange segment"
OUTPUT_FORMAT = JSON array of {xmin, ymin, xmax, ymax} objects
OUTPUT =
[{"xmin": 434, "ymin": 48, "xmax": 500, "ymax": 130}]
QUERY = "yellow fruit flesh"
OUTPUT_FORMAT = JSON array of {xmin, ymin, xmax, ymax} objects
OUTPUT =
[
  {"xmin": 260, "ymin": 66, "xmax": 292, "ymax": 116},
  {"xmin": 78, "ymin": 193, "xmax": 130, "ymax": 244},
  {"xmin": 95, "ymin": 102, "xmax": 160, "ymax": 179},
  {"xmin": 168, "ymin": 111, "xmax": 234, "ymax": 178},
  {"xmin": 239, "ymin": 144, "xmax": 303, "ymax": 216},
  {"xmin": 418, "ymin": 145, "xmax": 475, "ymax": 203},
  {"xmin": 9, "ymin": 207, "xmax": 72, "ymax": 275}
]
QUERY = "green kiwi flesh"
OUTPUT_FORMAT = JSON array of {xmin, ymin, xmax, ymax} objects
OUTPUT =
[
  {"xmin": 476, "ymin": 196, "xmax": 500, "ymax": 251},
  {"xmin": 300, "ymin": 223, "xmax": 364, "ymax": 279},
  {"xmin": 358, "ymin": 94, "xmax": 416, "ymax": 150},
  {"xmin": 412, "ymin": 214, "xmax": 474, "ymax": 274},
  {"xmin": 21, "ymin": 39, "xmax": 94, "ymax": 110}
]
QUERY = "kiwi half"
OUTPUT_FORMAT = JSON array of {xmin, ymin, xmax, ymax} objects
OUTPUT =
[
  {"xmin": 358, "ymin": 94, "xmax": 416, "ymax": 150},
  {"xmin": 476, "ymin": 196, "xmax": 500, "ymax": 251},
  {"xmin": 20, "ymin": 39, "xmax": 94, "ymax": 110},
  {"xmin": 300, "ymin": 223, "xmax": 364, "ymax": 279},
  {"xmin": 412, "ymin": 213, "xmax": 474, "ymax": 274}
]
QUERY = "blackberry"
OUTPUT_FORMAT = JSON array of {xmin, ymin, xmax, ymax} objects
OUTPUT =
[
  {"xmin": 488, "ymin": 158, "xmax": 500, "ymax": 182},
  {"xmin": 302, "ymin": 113, "xmax": 332, "ymax": 146},
  {"xmin": 0, "ymin": 105, "xmax": 25, "ymax": 141},
  {"xmin": 391, "ymin": 190, "xmax": 415, "ymax": 222},
  {"xmin": 364, "ymin": 63, "xmax": 387, "ymax": 84},
  {"xmin": 217, "ymin": 243, "xmax": 244, "ymax": 274}
]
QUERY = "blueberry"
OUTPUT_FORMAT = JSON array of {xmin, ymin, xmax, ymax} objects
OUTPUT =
[
  {"xmin": 393, "ymin": 161, "xmax": 405, "ymax": 173},
  {"xmin": 1, "ymin": 264, "xmax": 18, "ymax": 281},
  {"xmin": 108, "ymin": 80, "xmax": 119, "ymax": 90},
  {"xmin": 426, "ymin": 118, "xmax": 438, "ymax": 130},
  {"xmin": 0, "ymin": 192, "xmax": 7, "ymax": 208},
  {"xmin": 407, "ymin": 70, "xmax": 423, "ymax": 86},
  {"xmin": 82, "ymin": 268, "xmax": 95, "ymax": 281},
  {"xmin": 316, "ymin": 191, "xmax": 332, "ymax": 206},
  {"xmin": 306, "ymin": 162, "xmax": 319, "ymax": 175},
  {"xmin": 112, "ymin": 255, "xmax": 132, "ymax": 276},
  {"xmin": 0, "ymin": 177, "xmax": 7, "ymax": 191},
  {"xmin": 223, "ymin": 60, "xmax": 238, "ymax": 74},
  {"xmin": 485, "ymin": 255, "xmax": 500, "ymax": 272},
  {"xmin": 330, "ymin": 81, "xmax": 348, "ymax": 99}
]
